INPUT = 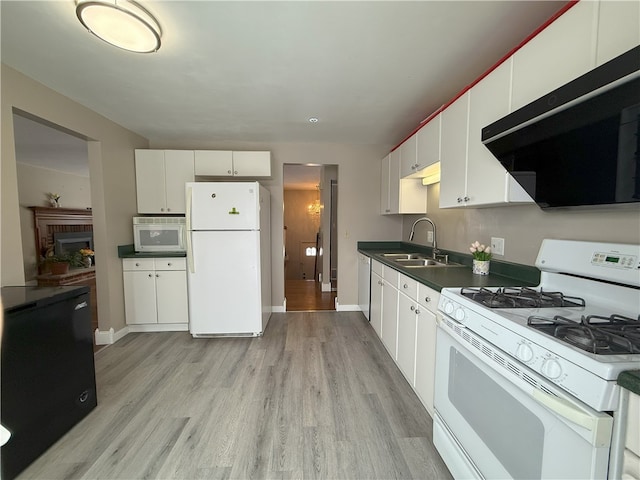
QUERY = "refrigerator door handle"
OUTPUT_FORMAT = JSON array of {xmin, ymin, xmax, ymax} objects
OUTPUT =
[{"xmin": 186, "ymin": 186, "xmax": 195, "ymax": 274}]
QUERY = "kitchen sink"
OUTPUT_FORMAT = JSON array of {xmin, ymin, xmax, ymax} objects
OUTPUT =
[
  {"xmin": 380, "ymin": 253, "xmax": 427, "ymax": 260},
  {"xmin": 394, "ymin": 258, "xmax": 463, "ymax": 268}
]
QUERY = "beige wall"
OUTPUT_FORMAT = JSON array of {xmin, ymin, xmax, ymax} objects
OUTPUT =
[
  {"xmin": 17, "ymin": 163, "xmax": 92, "ymax": 282},
  {"xmin": 1, "ymin": 64, "xmax": 148, "ymax": 334},
  {"xmin": 403, "ymin": 183, "xmax": 640, "ymax": 266}
]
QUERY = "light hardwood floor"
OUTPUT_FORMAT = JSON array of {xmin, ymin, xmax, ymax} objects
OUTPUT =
[
  {"xmin": 285, "ymin": 280, "xmax": 336, "ymax": 311},
  {"xmin": 19, "ymin": 312, "xmax": 452, "ymax": 480}
]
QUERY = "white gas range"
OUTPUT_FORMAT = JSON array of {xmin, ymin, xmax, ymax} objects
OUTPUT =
[{"xmin": 433, "ymin": 239, "xmax": 640, "ymax": 480}]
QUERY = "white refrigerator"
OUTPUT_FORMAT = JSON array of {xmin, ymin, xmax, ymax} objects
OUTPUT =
[{"xmin": 185, "ymin": 182, "xmax": 271, "ymax": 337}]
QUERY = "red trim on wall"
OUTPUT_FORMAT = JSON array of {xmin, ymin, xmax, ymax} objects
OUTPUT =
[{"xmin": 390, "ymin": 0, "xmax": 579, "ymax": 152}]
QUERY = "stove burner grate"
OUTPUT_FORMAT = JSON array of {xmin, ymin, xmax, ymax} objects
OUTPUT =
[
  {"xmin": 528, "ymin": 314, "xmax": 640, "ymax": 354},
  {"xmin": 461, "ymin": 286, "xmax": 585, "ymax": 309}
]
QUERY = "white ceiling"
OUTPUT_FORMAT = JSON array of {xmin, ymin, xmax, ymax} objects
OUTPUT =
[{"xmin": 2, "ymin": 1, "xmax": 567, "ymax": 176}]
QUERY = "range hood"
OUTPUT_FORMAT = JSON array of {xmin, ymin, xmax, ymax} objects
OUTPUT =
[{"xmin": 482, "ymin": 46, "xmax": 640, "ymax": 209}]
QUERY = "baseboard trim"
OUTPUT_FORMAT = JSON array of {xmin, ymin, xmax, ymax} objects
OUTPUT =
[
  {"xmin": 128, "ymin": 323, "xmax": 189, "ymax": 333},
  {"xmin": 94, "ymin": 327, "xmax": 129, "ymax": 345},
  {"xmin": 335, "ymin": 300, "xmax": 359, "ymax": 312}
]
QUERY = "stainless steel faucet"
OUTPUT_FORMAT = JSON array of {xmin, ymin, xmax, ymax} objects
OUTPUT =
[{"xmin": 409, "ymin": 217, "xmax": 440, "ymax": 258}]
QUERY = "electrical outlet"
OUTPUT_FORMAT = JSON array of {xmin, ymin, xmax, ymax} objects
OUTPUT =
[
  {"xmin": 491, "ymin": 237, "xmax": 505, "ymax": 256},
  {"xmin": 427, "ymin": 231, "xmax": 434, "ymax": 243}
]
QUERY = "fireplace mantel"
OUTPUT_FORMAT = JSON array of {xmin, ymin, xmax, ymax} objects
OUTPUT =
[{"xmin": 30, "ymin": 207, "xmax": 93, "ymax": 274}]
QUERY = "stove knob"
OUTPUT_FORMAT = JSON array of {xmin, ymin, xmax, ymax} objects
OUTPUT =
[
  {"xmin": 541, "ymin": 357, "xmax": 563, "ymax": 380},
  {"xmin": 515, "ymin": 342, "xmax": 534, "ymax": 363},
  {"xmin": 443, "ymin": 301, "xmax": 455, "ymax": 315},
  {"xmin": 454, "ymin": 307, "xmax": 466, "ymax": 322}
]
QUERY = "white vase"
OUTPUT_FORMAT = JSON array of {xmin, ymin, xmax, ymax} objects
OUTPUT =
[{"xmin": 472, "ymin": 259, "xmax": 490, "ymax": 275}]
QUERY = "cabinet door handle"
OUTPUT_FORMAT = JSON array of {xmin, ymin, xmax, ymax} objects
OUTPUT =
[
  {"xmin": 425, "ymin": 296, "xmax": 431, "ymax": 303},
  {"xmin": 403, "ymin": 283, "xmax": 408, "ymax": 289},
  {"xmin": 135, "ymin": 262, "xmax": 140, "ymax": 267},
  {"xmin": 167, "ymin": 263, "xmax": 172, "ymax": 266},
  {"xmin": 161, "ymin": 208, "xmax": 165, "ymax": 211},
  {"xmin": 457, "ymin": 197, "xmax": 463, "ymax": 203},
  {"xmin": 167, "ymin": 208, "xmax": 171, "ymax": 212},
  {"xmin": 156, "ymin": 274, "xmax": 160, "ymax": 277},
  {"xmin": 228, "ymin": 170, "xmax": 232, "ymax": 174},
  {"xmin": 415, "ymin": 309, "xmax": 421, "ymax": 315},
  {"xmin": 234, "ymin": 170, "xmax": 238, "ymax": 175},
  {"xmin": 464, "ymin": 196, "xmax": 470, "ymax": 202},
  {"xmin": 148, "ymin": 274, "xmax": 153, "ymax": 278},
  {"xmin": 410, "ymin": 305, "xmax": 415, "ymax": 311}
]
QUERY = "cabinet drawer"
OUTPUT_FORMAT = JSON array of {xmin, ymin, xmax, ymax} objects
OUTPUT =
[
  {"xmin": 383, "ymin": 267, "xmax": 399, "ymax": 286},
  {"xmin": 398, "ymin": 273, "xmax": 418, "ymax": 300},
  {"xmin": 371, "ymin": 259, "xmax": 383, "ymax": 276},
  {"xmin": 418, "ymin": 283, "xmax": 440, "ymax": 314},
  {"xmin": 123, "ymin": 258, "xmax": 155, "ymax": 271},
  {"xmin": 154, "ymin": 258, "xmax": 186, "ymax": 271}
]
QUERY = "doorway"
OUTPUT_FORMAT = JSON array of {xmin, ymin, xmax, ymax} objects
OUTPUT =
[
  {"xmin": 13, "ymin": 111, "xmax": 101, "ymax": 350},
  {"xmin": 283, "ymin": 164, "xmax": 338, "ymax": 311}
]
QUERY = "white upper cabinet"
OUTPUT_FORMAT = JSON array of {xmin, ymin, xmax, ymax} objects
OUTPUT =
[
  {"xmin": 596, "ymin": 0, "xmax": 640, "ymax": 66},
  {"xmin": 439, "ymin": 92, "xmax": 470, "ymax": 208},
  {"xmin": 232, "ymin": 151, "xmax": 272, "ymax": 177},
  {"xmin": 511, "ymin": 1, "xmax": 597, "ymax": 111},
  {"xmin": 194, "ymin": 150, "xmax": 233, "ymax": 176},
  {"xmin": 194, "ymin": 150, "xmax": 271, "ymax": 177},
  {"xmin": 381, "ymin": 152, "xmax": 427, "ymax": 215},
  {"xmin": 466, "ymin": 60, "xmax": 533, "ymax": 207},
  {"xmin": 416, "ymin": 114, "xmax": 441, "ymax": 174},
  {"xmin": 135, "ymin": 149, "xmax": 194, "ymax": 214},
  {"xmin": 400, "ymin": 114, "xmax": 441, "ymax": 180},
  {"xmin": 399, "ymin": 134, "xmax": 418, "ymax": 178}
]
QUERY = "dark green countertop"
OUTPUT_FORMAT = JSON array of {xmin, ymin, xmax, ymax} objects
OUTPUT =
[
  {"xmin": 117, "ymin": 244, "xmax": 186, "ymax": 258},
  {"xmin": 618, "ymin": 370, "xmax": 640, "ymax": 396},
  {"xmin": 358, "ymin": 241, "xmax": 540, "ymax": 292}
]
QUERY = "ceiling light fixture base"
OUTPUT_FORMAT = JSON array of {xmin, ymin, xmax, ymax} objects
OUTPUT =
[{"xmin": 75, "ymin": 0, "xmax": 162, "ymax": 53}]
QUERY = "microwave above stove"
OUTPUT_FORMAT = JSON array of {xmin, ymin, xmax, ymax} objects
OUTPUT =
[{"xmin": 133, "ymin": 217, "xmax": 186, "ymax": 253}]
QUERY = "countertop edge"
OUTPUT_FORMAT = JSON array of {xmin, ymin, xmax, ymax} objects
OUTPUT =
[
  {"xmin": 618, "ymin": 370, "xmax": 640, "ymax": 396},
  {"xmin": 118, "ymin": 244, "xmax": 186, "ymax": 258}
]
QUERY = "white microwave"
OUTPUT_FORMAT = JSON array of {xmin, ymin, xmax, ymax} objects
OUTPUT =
[{"xmin": 133, "ymin": 217, "xmax": 186, "ymax": 253}]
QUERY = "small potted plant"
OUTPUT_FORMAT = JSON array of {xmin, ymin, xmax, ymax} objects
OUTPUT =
[
  {"xmin": 79, "ymin": 248, "xmax": 95, "ymax": 267},
  {"xmin": 470, "ymin": 241, "xmax": 492, "ymax": 275},
  {"xmin": 44, "ymin": 251, "xmax": 83, "ymax": 275}
]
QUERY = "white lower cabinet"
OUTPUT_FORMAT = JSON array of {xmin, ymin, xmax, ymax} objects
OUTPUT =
[
  {"xmin": 414, "ymin": 283, "xmax": 439, "ymax": 416},
  {"xmin": 368, "ymin": 261, "xmax": 440, "ymax": 417},
  {"xmin": 397, "ymin": 290, "xmax": 418, "ymax": 384},
  {"xmin": 381, "ymin": 269, "xmax": 399, "ymax": 360},
  {"xmin": 370, "ymin": 268, "xmax": 383, "ymax": 338},
  {"xmin": 122, "ymin": 257, "xmax": 189, "ymax": 331},
  {"xmin": 623, "ymin": 390, "xmax": 640, "ymax": 479},
  {"xmin": 370, "ymin": 259, "xmax": 400, "ymax": 359}
]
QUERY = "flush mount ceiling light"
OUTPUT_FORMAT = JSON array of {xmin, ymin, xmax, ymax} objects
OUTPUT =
[
  {"xmin": 76, "ymin": 0, "xmax": 162, "ymax": 53},
  {"xmin": 308, "ymin": 117, "xmax": 319, "ymax": 123}
]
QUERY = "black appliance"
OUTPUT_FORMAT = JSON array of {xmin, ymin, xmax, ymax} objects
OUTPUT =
[
  {"xmin": 482, "ymin": 46, "xmax": 640, "ymax": 209},
  {"xmin": 1, "ymin": 286, "xmax": 97, "ymax": 480}
]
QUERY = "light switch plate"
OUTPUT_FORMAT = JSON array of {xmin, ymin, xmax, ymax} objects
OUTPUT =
[{"xmin": 491, "ymin": 237, "xmax": 505, "ymax": 256}]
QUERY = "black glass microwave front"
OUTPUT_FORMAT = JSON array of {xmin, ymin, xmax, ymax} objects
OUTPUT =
[{"xmin": 482, "ymin": 46, "xmax": 640, "ymax": 209}]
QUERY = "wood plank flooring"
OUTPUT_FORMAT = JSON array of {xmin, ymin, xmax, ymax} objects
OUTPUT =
[
  {"xmin": 18, "ymin": 312, "xmax": 452, "ymax": 480},
  {"xmin": 285, "ymin": 280, "xmax": 336, "ymax": 311}
]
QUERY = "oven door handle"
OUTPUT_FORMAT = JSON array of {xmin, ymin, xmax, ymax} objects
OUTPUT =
[{"xmin": 532, "ymin": 389, "xmax": 611, "ymax": 447}]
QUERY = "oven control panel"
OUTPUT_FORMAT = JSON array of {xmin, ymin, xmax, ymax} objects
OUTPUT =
[{"xmin": 590, "ymin": 251, "xmax": 638, "ymax": 269}]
